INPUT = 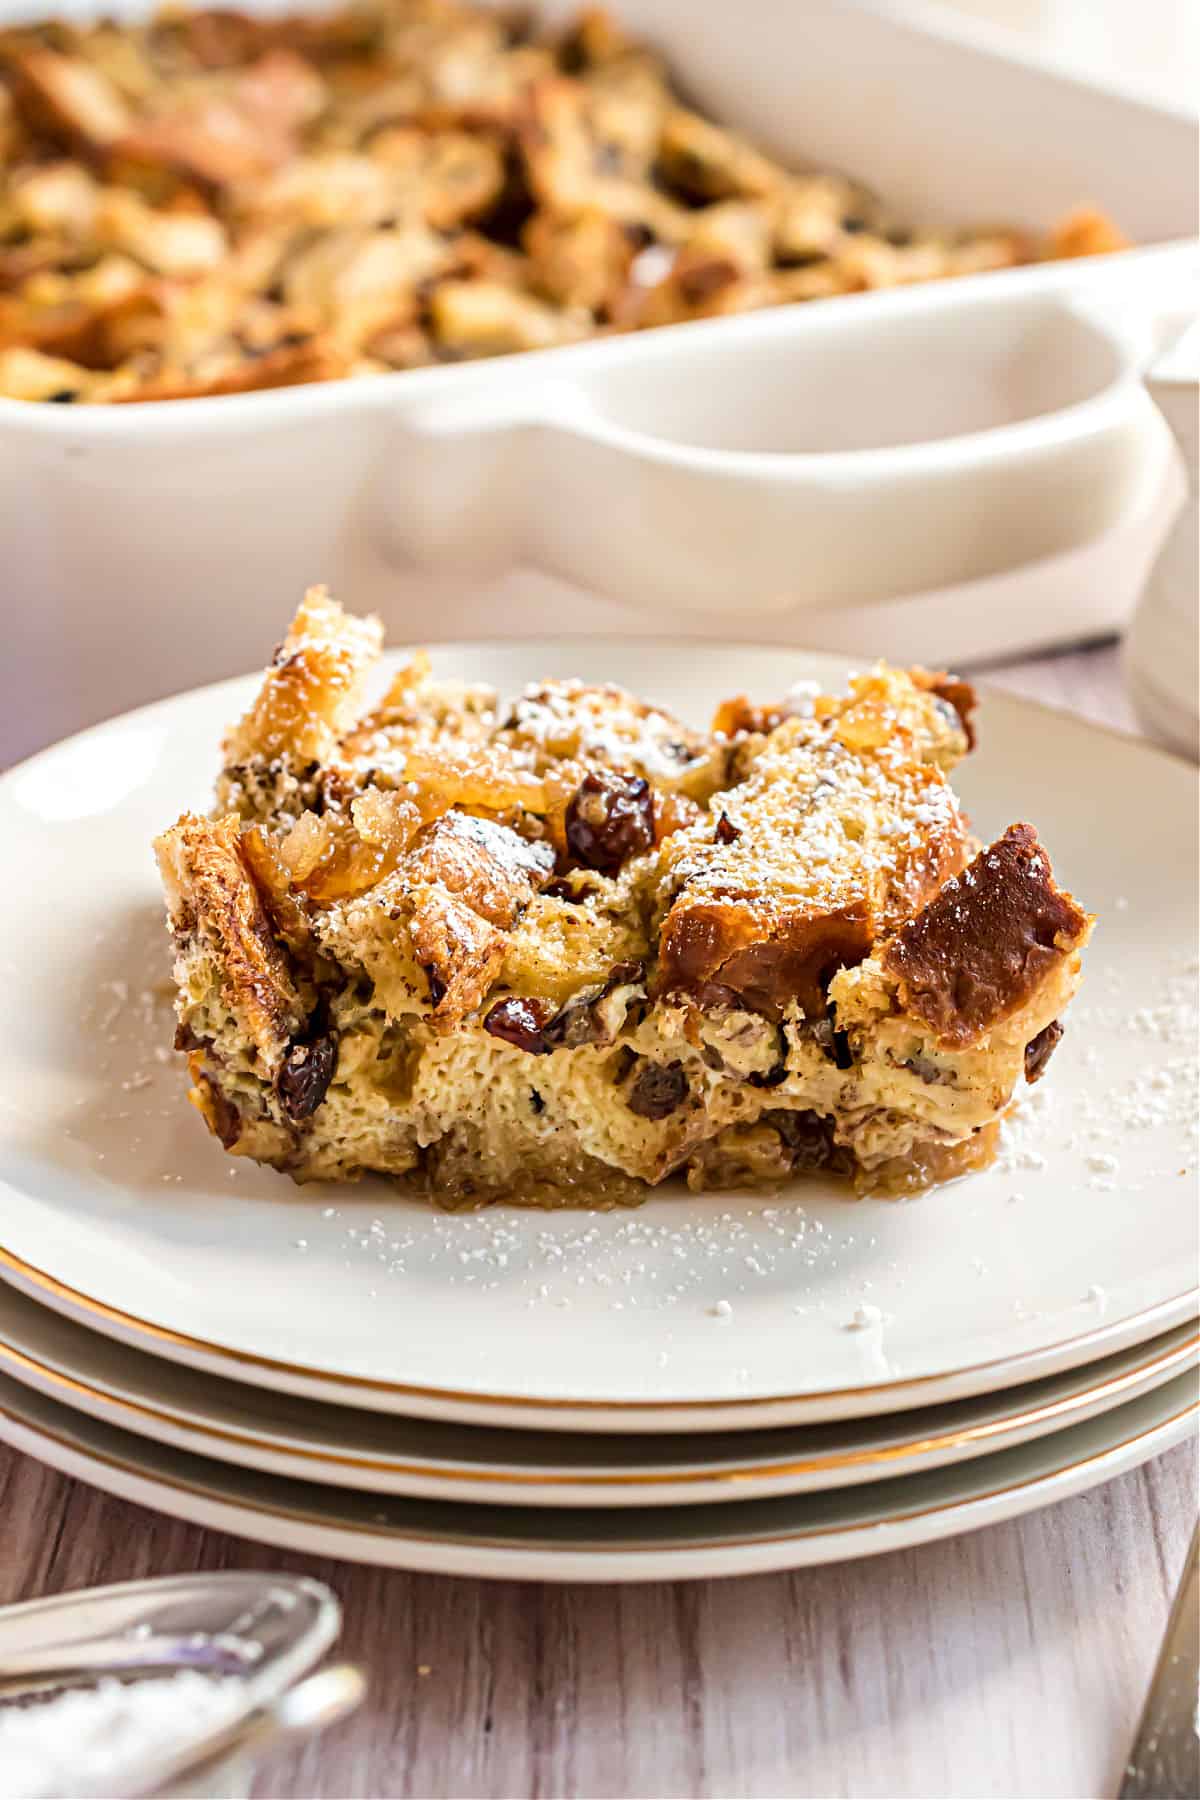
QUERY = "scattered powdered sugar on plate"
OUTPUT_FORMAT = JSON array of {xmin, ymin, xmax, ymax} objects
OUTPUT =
[
  {"xmin": 998, "ymin": 953, "xmax": 1198, "ymax": 1198},
  {"xmin": 995, "ymin": 1083, "xmax": 1058, "ymax": 1175},
  {"xmin": 844, "ymin": 1302, "xmax": 886, "ymax": 1331},
  {"xmin": 1070, "ymin": 957, "xmax": 1199, "ymax": 1180},
  {"xmin": 0, "ymin": 1673, "xmax": 249, "ymax": 1800},
  {"xmin": 333, "ymin": 1200, "xmax": 849, "ymax": 1312}
]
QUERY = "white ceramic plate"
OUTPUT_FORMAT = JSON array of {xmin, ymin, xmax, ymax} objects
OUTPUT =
[
  {"xmin": 0, "ymin": 1278, "xmax": 1193, "ymax": 1508},
  {"xmin": 0, "ymin": 1368, "xmax": 1193, "ymax": 1581},
  {"xmin": 0, "ymin": 644, "xmax": 1195, "ymax": 1430}
]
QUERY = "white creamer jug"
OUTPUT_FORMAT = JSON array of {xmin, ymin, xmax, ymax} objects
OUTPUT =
[{"xmin": 1125, "ymin": 320, "xmax": 1199, "ymax": 762}]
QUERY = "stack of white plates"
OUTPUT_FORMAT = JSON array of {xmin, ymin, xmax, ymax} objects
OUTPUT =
[{"xmin": 0, "ymin": 643, "xmax": 1195, "ymax": 1581}]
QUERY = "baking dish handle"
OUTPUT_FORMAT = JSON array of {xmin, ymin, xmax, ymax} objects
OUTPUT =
[{"xmin": 377, "ymin": 312, "xmax": 1159, "ymax": 619}]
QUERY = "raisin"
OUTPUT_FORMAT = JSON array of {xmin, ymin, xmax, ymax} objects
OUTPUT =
[
  {"xmin": 544, "ymin": 960, "xmax": 643, "ymax": 1048},
  {"xmin": 822, "ymin": 1001, "xmax": 855, "ymax": 1070},
  {"xmin": 627, "ymin": 1060, "xmax": 689, "ymax": 1119},
  {"xmin": 484, "ymin": 995, "xmax": 556, "ymax": 1054},
  {"xmin": 767, "ymin": 1109, "xmax": 839, "ymax": 1172},
  {"xmin": 542, "ymin": 877, "xmax": 584, "ymax": 903},
  {"xmin": 544, "ymin": 1002, "xmax": 599, "ymax": 1050},
  {"xmin": 927, "ymin": 674, "xmax": 978, "ymax": 750},
  {"xmin": 565, "ymin": 770, "xmax": 654, "ymax": 875},
  {"xmin": 173, "ymin": 1021, "xmax": 204, "ymax": 1053},
  {"xmin": 199, "ymin": 1075, "xmax": 242, "ymax": 1150},
  {"xmin": 277, "ymin": 1031, "xmax": 338, "ymax": 1121},
  {"xmin": 557, "ymin": 22, "xmax": 588, "ymax": 71},
  {"xmin": 424, "ymin": 967, "xmax": 447, "ymax": 1008},
  {"xmin": 714, "ymin": 811, "xmax": 740, "ymax": 845},
  {"xmin": 1024, "ymin": 1019, "xmax": 1064, "ymax": 1084}
]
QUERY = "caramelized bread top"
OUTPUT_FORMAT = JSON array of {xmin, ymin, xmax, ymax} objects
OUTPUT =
[
  {"xmin": 653, "ymin": 672, "xmax": 972, "ymax": 1017},
  {"xmin": 883, "ymin": 823, "xmax": 1092, "ymax": 1046},
  {"xmin": 222, "ymin": 585, "xmax": 382, "ymax": 767}
]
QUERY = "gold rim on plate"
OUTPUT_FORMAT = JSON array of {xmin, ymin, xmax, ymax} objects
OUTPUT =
[
  {"xmin": 0, "ymin": 1311, "xmax": 1194, "ymax": 1490},
  {"xmin": 0, "ymin": 1378, "xmax": 1194, "ymax": 1558},
  {"xmin": 0, "ymin": 1244, "xmax": 1196, "ymax": 1418}
]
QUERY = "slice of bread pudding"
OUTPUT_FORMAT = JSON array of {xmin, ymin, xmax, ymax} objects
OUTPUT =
[{"xmin": 155, "ymin": 590, "xmax": 1092, "ymax": 1204}]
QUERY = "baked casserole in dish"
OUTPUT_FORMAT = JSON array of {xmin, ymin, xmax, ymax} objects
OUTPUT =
[{"xmin": 0, "ymin": 0, "xmax": 1127, "ymax": 403}]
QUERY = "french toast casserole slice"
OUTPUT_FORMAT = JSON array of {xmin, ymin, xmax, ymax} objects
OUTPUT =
[{"xmin": 155, "ymin": 589, "xmax": 1093, "ymax": 1204}]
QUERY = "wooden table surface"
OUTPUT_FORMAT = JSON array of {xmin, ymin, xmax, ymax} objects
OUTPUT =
[{"xmin": 1, "ymin": 641, "xmax": 1196, "ymax": 1800}]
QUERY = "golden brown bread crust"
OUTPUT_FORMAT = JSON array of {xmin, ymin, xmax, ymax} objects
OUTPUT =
[
  {"xmin": 409, "ymin": 887, "xmax": 508, "ymax": 1029},
  {"xmin": 882, "ymin": 823, "xmax": 1093, "ymax": 1047},
  {"xmin": 660, "ymin": 900, "xmax": 872, "ymax": 1020},
  {"xmin": 409, "ymin": 811, "xmax": 555, "ymax": 928},
  {"xmin": 402, "ymin": 812, "xmax": 556, "ymax": 1028},
  {"xmin": 656, "ymin": 670, "xmax": 973, "ymax": 1017},
  {"xmin": 710, "ymin": 695, "xmax": 785, "ymax": 740},
  {"xmin": 909, "ymin": 668, "xmax": 979, "ymax": 751},
  {"xmin": 11, "ymin": 47, "xmax": 131, "ymax": 150},
  {"xmin": 222, "ymin": 584, "xmax": 382, "ymax": 772},
  {"xmin": 155, "ymin": 810, "xmax": 305, "ymax": 1070}
]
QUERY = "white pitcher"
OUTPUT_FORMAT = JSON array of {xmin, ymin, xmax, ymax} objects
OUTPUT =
[{"xmin": 1125, "ymin": 320, "xmax": 1199, "ymax": 762}]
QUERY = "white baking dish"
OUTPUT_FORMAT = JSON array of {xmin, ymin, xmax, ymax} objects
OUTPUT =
[{"xmin": 1, "ymin": 0, "xmax": 1196, "ymax": 764}]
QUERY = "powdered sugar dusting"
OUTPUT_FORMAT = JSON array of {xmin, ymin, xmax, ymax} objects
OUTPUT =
[
  {"xmin": 990, "ymin": 949, "xmax": 1198, "ymax": 1314},
  {"xmin": 998, "ymin": 951, "xmax": 1197, "ymax": 1196},
  {"xmin": 331, "ymin": 1197, "xmax": 842, "ymax": 1313},
  {"xmin": 0, "ymin": 1673, "xmax": 249, "ymax": 1800},
  {"xmin": 845, "ymin": 1302, "xmax": 886, "ymax": 1331}
]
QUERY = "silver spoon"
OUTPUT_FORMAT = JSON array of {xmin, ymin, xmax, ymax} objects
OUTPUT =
[
  {"xmin": 0, "ymin": 1572, "xmax": 351, "ymax": 1798},
  {"xmin": 1119, "ymin": 1520, "xmax": 1199, "ymax": 1799}
]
